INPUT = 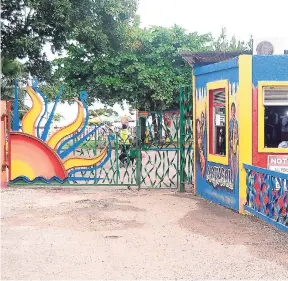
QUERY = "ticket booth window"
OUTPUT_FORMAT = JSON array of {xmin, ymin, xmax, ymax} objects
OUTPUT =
[
  {"xmin": 207, "ymin": 80, "xmax": 229, "ymax": 165},
  {"xmin": 263, "ymin": 87, "xmax": 288, "ymax": 148},
  {"xmin": 209, "ymin": 89, "xmax": 226, "ymax": 155}
]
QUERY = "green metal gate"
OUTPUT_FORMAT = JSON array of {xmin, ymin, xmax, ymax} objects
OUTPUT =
[
  {"xmin": 58, "ymin": 85, "xmax": 193, "ymax": 189},
  {"xmin": 179, "ymin": 86, "xmax": 194, "ymax": 191},
  {"xmin": 10, "ymin": 83, "xmax": 193, "ymax": 189},
  {"xmin": 137, "ymin": 110, "xmax": 180, "ymax": 188},
  {"xmin": 60, "ymin": 127, "xmax": 140, "ymax": 186},
  {"xmin": 136, "ymin": 85, "xmax": 193, "ymax": 189}
]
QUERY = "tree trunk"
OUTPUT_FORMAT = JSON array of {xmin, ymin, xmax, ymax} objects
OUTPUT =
[
  {"xmin": 139, "ymin": 117, "xmax": 146, "ymax": 144},
  {"xmin": 151, "ymin": 112, "xmax": 159, "ymax": 141},
  {"xmin": 157, "ymin": 114, "xmax": 162, "ymax": 141}
]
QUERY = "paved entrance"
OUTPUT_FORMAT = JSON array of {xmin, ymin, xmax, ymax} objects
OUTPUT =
[{"xmin": 1, "ymin": 187, "xmax": 288, "ymax": 280}]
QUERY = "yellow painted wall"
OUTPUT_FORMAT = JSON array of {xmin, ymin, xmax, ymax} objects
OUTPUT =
[
  {"xmin": 238, "ymin": 55, "xmax": 253, "ymax": 213},
  {"xmin": 192, "ymin": 55, "xmax": 253, "ymax": 212}
]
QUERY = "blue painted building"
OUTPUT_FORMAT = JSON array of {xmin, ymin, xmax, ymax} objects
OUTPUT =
[{"xmin": 181, "ymin": 51, "xmax": 288, "ymax": 215}]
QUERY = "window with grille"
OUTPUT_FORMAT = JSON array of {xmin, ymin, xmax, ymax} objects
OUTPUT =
[
  {"xmin": 209, "ymin": 89, "xmax": 226, "ymax": 156},
  {"xmin": 264, "ymin": 88, "xmax": 288, "ymax": 106}
]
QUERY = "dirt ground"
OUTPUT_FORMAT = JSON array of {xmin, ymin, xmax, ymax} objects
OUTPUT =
[{"xmin": 1, "ymin": 186, "xmax": 288, "ymax": 280}]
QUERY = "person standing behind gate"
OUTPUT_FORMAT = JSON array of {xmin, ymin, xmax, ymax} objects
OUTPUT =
[{"xmin": 119, "ymin": 124, "xmax": 132, "ymax": 167}]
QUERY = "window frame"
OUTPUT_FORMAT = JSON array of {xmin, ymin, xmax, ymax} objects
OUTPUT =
[
  {"xmin": 258, "ymin": 81, "xmax": 288, "ymax": 153},
  {"xmin": 207, "ymin": 80, "xmax": 229, "ymax": 165}
]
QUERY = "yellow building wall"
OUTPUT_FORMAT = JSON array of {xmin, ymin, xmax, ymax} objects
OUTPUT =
[
  {"xmin": 238, "ymin": 55, "xmax": 253, "ymax": 213},
  {"xmin": 192, "ymin": 55, "xmax": 253, "ymax": 213}
]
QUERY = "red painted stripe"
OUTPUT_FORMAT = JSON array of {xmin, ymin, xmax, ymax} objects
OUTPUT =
[
  {"xmin": 209, "ymin": 90, "xmax": 214, "ymax": 154},
  {"xmin": 7, "ymin": 102, "xmax": 11, "ymax": 182}
]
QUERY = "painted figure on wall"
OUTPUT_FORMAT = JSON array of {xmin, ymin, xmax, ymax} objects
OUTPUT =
[
  {"xmin": 196, "ymin": 110, "xmax": 207, "ymax": 178},
  {"xmin": 200, "ymin": 111, "xmax": 205, "ymax": 138},
  {"xmin": 194, "ymin": 81, "xmax": 239, "ymax": 211},
  {"xmin": 229, "ymin": 102, "xmax": 239, "ymax": 185}
]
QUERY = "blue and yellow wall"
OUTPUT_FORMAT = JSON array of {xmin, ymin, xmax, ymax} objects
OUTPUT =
[
  {"xmin": 251, "ymin": 56, "xmax": 288, "ymax": 168},
  {"xmin": 193, "ymin": 54, "xmax": 288, "ymax": 213}
]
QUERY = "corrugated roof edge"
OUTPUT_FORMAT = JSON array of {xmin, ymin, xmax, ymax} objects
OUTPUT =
[{"xmin": 180, "ymin": 51, "xmax": 252, "ymax": 67}]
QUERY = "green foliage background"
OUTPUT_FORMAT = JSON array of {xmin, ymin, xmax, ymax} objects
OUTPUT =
[{"xmin": 1, "ymin": 0, "xmax": 252, "ymax": 113}]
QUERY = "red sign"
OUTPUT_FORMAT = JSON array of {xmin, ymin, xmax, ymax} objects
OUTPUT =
[{"xmin": 138, "ymin": 111, "xmax": 148, "ymax": 118}]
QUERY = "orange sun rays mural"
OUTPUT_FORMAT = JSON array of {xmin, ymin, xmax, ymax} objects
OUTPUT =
[{"xmin": 11, "ymin": 80, "xmax": 113, "ymax": 184}]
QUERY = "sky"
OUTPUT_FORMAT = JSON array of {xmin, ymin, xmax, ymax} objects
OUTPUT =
[
  {"xmin": 138, "ymin": 0, "xmax": 288, "ymax": 41},
  {"xmin": 33, "ymin": 0, "xmax": 288, "ymax": 126}
]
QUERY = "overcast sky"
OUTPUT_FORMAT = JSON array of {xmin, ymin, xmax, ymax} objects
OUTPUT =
[
  {"xmin": 138, "ymin": 0, "xmax": 288, "ymax": 40},
  {"xmin": 36, "ymin": 0, "xmax": 288, "ymax": 126}
]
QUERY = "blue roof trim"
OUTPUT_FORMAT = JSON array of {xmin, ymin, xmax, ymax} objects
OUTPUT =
[{"xmin": 194, "ymin": 57, "xmax": 238, "ymax": 76}]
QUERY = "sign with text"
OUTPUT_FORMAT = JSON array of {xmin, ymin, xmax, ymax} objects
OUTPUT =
[
  {"xmin": 267, "ymin": 155, "xmax": 288, "ymax": 190},
  {"xmin": 267, "ymin": 155, "xmax": 288, "ymax": 174},
  {"xmin": 206, "ymin": 165, "xmax": 233, "ymax": 190}
]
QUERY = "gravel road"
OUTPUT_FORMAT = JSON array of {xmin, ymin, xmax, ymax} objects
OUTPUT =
[{"xmin": 1, "ymin": 187, "xmax": 288, "ymax": 280}]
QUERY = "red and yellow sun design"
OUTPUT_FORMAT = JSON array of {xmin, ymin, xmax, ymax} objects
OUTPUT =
[{"xmin": 11, "ymin": 85, "xmax": 107, "ymax": 182}]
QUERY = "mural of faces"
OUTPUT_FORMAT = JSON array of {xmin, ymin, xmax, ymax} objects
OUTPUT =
[
  {"xmin": 196, "ymin": 111, "xmax": 207, "ymax": 178},
  {"xmin": 229, "ymin": 102, "xmax": 239, "ymax": 186}
]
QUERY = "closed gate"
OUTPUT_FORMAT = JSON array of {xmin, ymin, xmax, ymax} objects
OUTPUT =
[
  {"xmin": 9, "ymin": 81, "xmax": 193, "ymax": 189},
  {"xmin": 138, "ymin": 110, "xmax": 180, "ymax": 188}
]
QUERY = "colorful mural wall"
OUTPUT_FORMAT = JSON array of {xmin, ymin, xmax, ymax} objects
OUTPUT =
[
  {"xmin": 251, "ymin": 55, "xmax": 288, "ymax": 168},
  {"xmin": 10, "ymin": 80, "xmax": 113, "ymax": 184},
  {"xmin": 249, "ymin": 56, "xmax": 288, "ymax": 215},
  {"xmin": 193, "ymin": 54, "xmax": 288, "ymax": 216},
  {"xmin": 193, "ymin": 58, "xmax": 240, "ymax": 211}
]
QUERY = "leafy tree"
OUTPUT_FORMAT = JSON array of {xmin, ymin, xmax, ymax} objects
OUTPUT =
[
  {"xmin": 51, "ymin": 25, "xmax": 253, "ymax": 140},
  {"xmin": 54, "ymin": 25, "xmax": 212, "ymax": 110},
  {"xmin": 89, "ymin": 108, "xmax": 119, "ymax": 118},
  {"xmin": 1, "ymin": 58, "xmax": 28, "ymax": 120},
  {"xmin": 1, "ymin": 0, "xmax": 138, "ymax": 80},
  {"xmin": 53, "ymin": 113, "xmax": 64, "ymax": 123},
  {"xmin": 53, "ymin": 25, "xmax": 212, "ymax": 140},
  {"xmin": 213, "ymin": 27, "xmax": 252, "ymax": 52},
  {"xmin": 1, "ymin": 58, "xmax": 24, "ymax": 100},
  {"xmin": 88, "ymin": 108, "xmax": 118, "ymax": 126}
]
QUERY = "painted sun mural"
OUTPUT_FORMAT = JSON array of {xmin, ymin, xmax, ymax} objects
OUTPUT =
[{"xmin": 11, "ymin": 80, "xmax": 113, "ymax": 184}]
